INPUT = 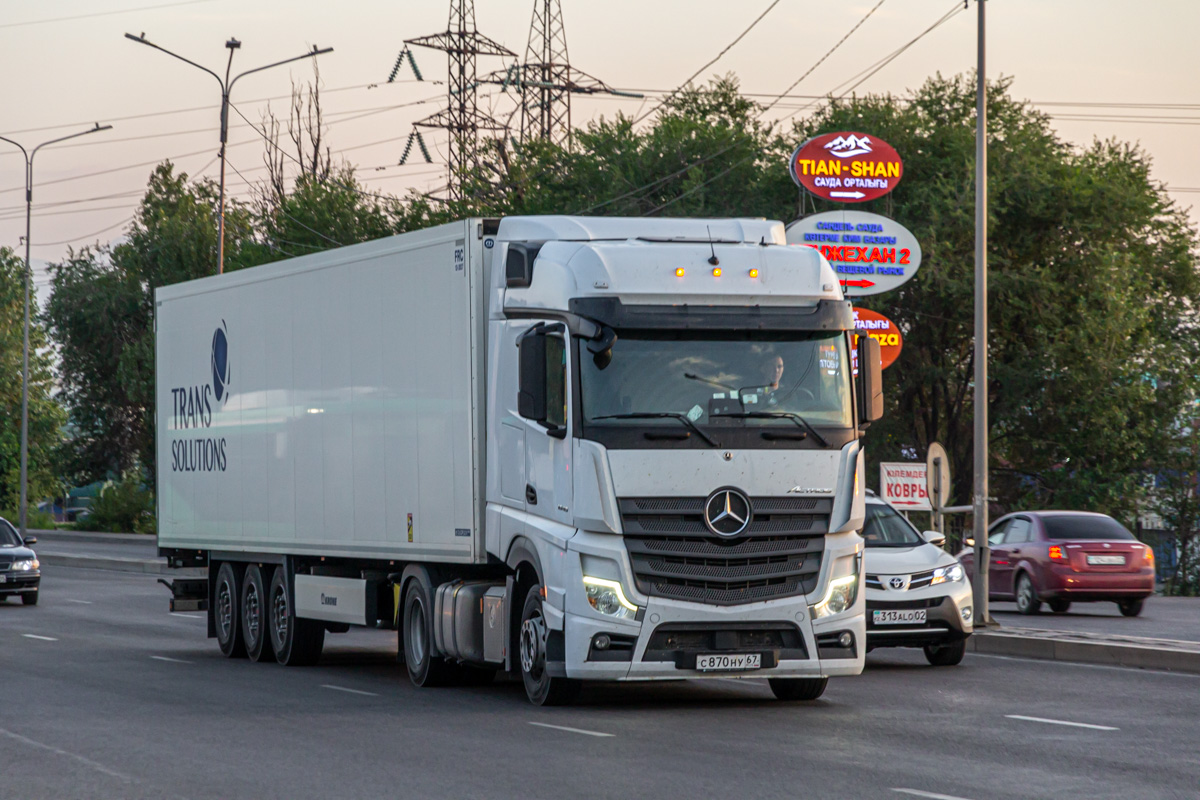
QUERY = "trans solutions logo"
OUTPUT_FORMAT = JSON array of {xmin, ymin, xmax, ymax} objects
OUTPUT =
[{"xmin": 170, "ymin": 321, "xmax": 229, "ymax": 472}]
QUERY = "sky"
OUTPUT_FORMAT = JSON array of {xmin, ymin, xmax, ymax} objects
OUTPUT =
[{"xmin": 2, "ymin": 0, "xmax": 1198, "ymax": 300}]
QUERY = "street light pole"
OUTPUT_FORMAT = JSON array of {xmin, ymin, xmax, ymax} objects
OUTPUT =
[
  {"xmin": 124, "ymin": 33, "xmax": 333, "ymax": 274},
  {"xmin": 971, "ymin": 0, "xmax": 991, "ymax": 626},
  {"xmin": 0, "ymin": 123, "xmax": 113, "ymax": 537}
]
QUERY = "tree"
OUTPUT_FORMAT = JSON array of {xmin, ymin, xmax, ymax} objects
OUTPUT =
[
  {"xmin": 1152, "ymin": 420, "xmax": 1200, "ymax": 595},
  {"xmin": 0, "ymin": 247, "xmax": 64, "ymax": 510},
  {"xmin": 786, "ymin": 75, "xmax": 1200, "ymax": 522}
]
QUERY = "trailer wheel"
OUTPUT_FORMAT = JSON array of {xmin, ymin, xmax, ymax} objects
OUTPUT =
[
  {"xmin": 215, "ymin": 562, "xmax": 246, "ymax": 658},
  {"xmin": 267, "ymin": 567, "xmax": 324, "ymax": 666},
  {"xmin": 402, "ymin": 580, "xmax": 456, "ymax": 687},
  {"xmin": 242, "ymin": 565, "xmax": 276, "ymax": 663},
  {"xmin": 768, "ymin": 677, "xmax": 828, "ymax": 701},
  {"xmin": 519, "ymin": 586, "xmax": 580, "ymax": 706}
]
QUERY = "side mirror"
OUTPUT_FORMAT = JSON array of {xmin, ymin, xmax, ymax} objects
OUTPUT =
[
  {"xmin": 23, "ymin": 536, "xmax": 37, "ymax": 546},
  {"xmin": 921, "ymin": 530, "xmax": 946, "ymax": 548},
  {"xmin": 856, "ymin": 334, "xmax": 883, "ymax": 424},
  {"xmin": 505, "ymin": 243, "xmax": 541, "ymax": 288},
  {"xmin": 517, "ymin": 324, "xmax": 567, "ymax": 438}
]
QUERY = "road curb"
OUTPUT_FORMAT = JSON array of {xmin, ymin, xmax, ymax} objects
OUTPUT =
[
  {"xmin": 968, "ymin": 629, "xmax": 1200, "ymax": 674},
  {"xmin": 40, "ymin": 552, "xmax": 205, "ymax": 577}
]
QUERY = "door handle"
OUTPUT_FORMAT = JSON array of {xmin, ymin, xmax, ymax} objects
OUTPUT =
[{"xmin": 525, "ymin": 484, "xmax": 538, "ymax": 505}]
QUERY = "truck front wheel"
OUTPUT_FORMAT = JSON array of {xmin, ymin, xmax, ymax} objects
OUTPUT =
[
  {"xmin": 215, "ymin": 562, "xmax": 246, "ymax": 658},
  {"xmin": 519, "ymin": 587, "xmax": 580, "ymax": 706},
  {"xmin": 768, "ymin": 677, "xmax": 828, "ymax": 701},
  {"xmin": 268, "ymin": 567, "xmax": 323, "ymax": 666}
]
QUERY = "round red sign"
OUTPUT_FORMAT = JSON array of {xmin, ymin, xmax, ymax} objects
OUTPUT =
[
  {"xmin": 853, "ymin": 307, "xmax": 903, "ymax": 370},
  {"xmin": 789, "ymin": 132, "xmax": 903, "ymax": 203}
]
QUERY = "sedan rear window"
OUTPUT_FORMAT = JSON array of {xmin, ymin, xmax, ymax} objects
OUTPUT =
[{"xmin": 1041, "ymin": 515, "xmax": 1134, "ymax": 541}]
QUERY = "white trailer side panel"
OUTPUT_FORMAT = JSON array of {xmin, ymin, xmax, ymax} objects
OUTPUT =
[{"xmin": 156, "ymin": 221, "xmax": 486, "ymax": 563}]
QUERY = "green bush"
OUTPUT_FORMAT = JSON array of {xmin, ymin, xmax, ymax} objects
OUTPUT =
[
  {"xmin": 74, "ymin": 474, "xmax": 155, "ymax": 535},
  {"xmin": 0, "ymin": 507, "xmax": 59, "ymax": 531}
]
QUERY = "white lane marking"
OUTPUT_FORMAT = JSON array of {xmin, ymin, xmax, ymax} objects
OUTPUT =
[
  {"xmin": 170, "ymin": 613, "xmax": 205, "ymax": 619},
  {"xmin": 892, "ymin": 790, "xmax": 975, "ymax": 800},
  {"xmin": 150, "ymin": 656, "xmax": 191, "ymax": 664},
  {"xmin": 527, "ymin": 721, "xmax": 614, "ymax": 738},
  {"xmin": 972, "ymin": 652, "xmax": 1200, "ymax": 679},
  {"xmin": 321, "ymin": 684, "xmax": 379, "ymax": 697},
  {"xmin": 1006, "ymin": 714, "xmax": 1118, "ymax": 731},
  {"xmin": 0, "ymin": 727, "xmax": 132, "ymax": 782},
  {"xmin": 21, "ymin": 634, "xmax": 58, "ymax": 641},
  {"xmin": 65, "ymin": 599, "xmax": 93, "ymax": 604}
]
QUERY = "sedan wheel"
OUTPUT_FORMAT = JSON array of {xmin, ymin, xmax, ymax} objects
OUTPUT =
[{"xmin": 1015, "ymin": 573, "xmax": 1041, "ymax": 615}]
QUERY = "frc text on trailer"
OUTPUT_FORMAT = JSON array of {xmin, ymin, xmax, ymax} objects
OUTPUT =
[{"xmin": 155, "ymin": 216, "xmax": 884, "ymax": 705}]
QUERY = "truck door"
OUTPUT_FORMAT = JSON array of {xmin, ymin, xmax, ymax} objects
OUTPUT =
[{"xmin": 517, "ymin": 323, "xmax": 573, "ymax": 528}]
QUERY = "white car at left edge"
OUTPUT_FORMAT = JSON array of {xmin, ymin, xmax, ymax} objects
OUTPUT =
[{"xmin": 862, "ymin": 492, "xmax": 973, "ymax": 665}]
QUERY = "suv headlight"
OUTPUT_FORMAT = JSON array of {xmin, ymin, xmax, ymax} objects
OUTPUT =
[
  {"xmin": 582, "ymin": 576, "xmax": 638, "ymax": 620},
  {"xmin": 931, "ymin": 563, "xmax": 964, "ymax": 585},
  {"xmin": 11, "ymin": 558, "xmax": 38, "ymax": 571}
]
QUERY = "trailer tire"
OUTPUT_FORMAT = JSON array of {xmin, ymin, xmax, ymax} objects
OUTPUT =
[
  {"xmin": 242, "ymin": 565, "xmax": 276, "ymax": 663},
  {"xmin": 519, "ymin": 586, "xmax": 580, "ymax": 706},
  {"xmin": 768, "ymin": 677, "xmax": 828, "ymax": 701},
  {"xmin": 215, "ymin": 562, "xmax": 246, "ymax": 658},
  {"xmin": 268, "ymin": 567, "xmax": 324, "ymax": 666},
  {"xmin": 402, "ymin": 579, "xmax": 456, "ymax": 687}
]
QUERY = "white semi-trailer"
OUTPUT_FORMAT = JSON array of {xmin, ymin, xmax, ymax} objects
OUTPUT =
[{"xmin": 156, "ymin": 216, "xmax": 883, "ymax": 705}]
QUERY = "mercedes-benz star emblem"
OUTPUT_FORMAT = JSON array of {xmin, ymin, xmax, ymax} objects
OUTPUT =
[{"xmin": 704, "ymin": 488, "xmax": 752, "ymax": 537}]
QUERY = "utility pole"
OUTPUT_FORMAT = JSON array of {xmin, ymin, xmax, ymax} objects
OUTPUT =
[
  {"xmin": 0, "ymin": 123, "xmax": 112, "ymax": 537},
  {"xmin": 125, "ymin": 33, "xmax": 332, "ymax": 273},
  {"xmin": 404, "ymin": 0, "xmax": 515, "ymax": 201},
  {"xmin": 971, "ymin": 0, "xmax": 991, "ymax": 625}
]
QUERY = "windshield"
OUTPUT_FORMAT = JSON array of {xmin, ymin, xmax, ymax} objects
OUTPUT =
[
  {"xmin": 580, "ymin": 331, "xmax": 853, "ymax": 430},
  {"xmin": 1042, "ymin": 515, "xmax": 1135, "ymax": 541},
  {"xmin": 0, "ymin": 520, "xmax": 21, "ymax": 547},
  {"xmin": 862, "ymin": 502, "xmax": 923, "ymax": 547}
]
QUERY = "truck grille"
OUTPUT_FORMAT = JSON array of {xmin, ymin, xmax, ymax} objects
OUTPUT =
[{"xmin": 620, "ymin": 496, "xmax": 830, "ymax": 607}]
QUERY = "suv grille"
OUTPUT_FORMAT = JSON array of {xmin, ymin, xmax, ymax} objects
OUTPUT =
[{"xmin": 620, "ymin": 496, "xmax": 831, "ymax": 606}]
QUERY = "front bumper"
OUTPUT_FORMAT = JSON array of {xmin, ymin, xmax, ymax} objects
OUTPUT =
[
  {"xmin": 0, "ymin": 571, "xmax": 40, "ymax": 594},
  {"xmin": 865, "ymin": 580, "xmax": 973, "ymax": 649},
  {"xmin": 560, "ymin": 531, "xmax": 865, "ymax": 681}
]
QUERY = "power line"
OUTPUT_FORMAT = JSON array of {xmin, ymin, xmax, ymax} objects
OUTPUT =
[
  {"xmin": 633, "ymin": 0, "xmax": 783, "ymax": 125},
  {"xmin": 31, "ymin": 216, "xmax": 134, "ymax": 248},
  {"xmin": 0, "ymin": 0, "xmax": 213, "ymax": 29}
]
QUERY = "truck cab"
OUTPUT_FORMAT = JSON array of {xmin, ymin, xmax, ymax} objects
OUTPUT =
[{"xmin": 483, "ymin": 216, "xmax": 881, "ymax": 703}]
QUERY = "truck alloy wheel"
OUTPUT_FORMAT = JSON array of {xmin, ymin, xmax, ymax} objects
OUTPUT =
[
  {"xmin": 215, "ymin": 562, "xmax": 246, "ymax": 658},
  {"xmin": 268, "ymin": 567, "xmax": 323, "ymax": 666},
  {"xmin": 402, "ymin": 579, "xmax": 454, "ymax": 687},
  {"xmin": 518, "ymin": 587, "xmax": 579, "ymax": 706},
  {"xmin": 242, "ymin": 564, "xmax": 276, "ymax": 663}
]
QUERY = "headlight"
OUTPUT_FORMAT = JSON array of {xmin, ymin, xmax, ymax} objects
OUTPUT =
[
  {"xmin": 11, "ymin": 558, "xmax": 38, "ymax": 571},
  {"xmin": 931, "ymin": 563, "xmax": 964, "ymax": 585},
  {"xmin": 582, "ymin": 576, "xmax": 638, "ymax": 620},
  {"xmin": 810, "ymin": 574, "xmax": 859, "ymax": 619}
]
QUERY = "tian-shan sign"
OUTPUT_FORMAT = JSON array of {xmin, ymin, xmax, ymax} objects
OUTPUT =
[
  {"xmin": 788, "ymin": 132, "xmax": 903, "ymax": 202},
  {"xmin": 785, "ymin": 210, "xmax": 922, "ymax": 296}
]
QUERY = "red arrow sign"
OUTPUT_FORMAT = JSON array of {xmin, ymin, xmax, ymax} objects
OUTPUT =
[{"xmin": 841, "ymin": 279, "xmax": 876, "ymax": 288}]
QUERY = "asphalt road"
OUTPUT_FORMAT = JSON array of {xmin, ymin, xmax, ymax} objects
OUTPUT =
[
  {"xmin": 991, "ymin": 596, "xmax": 1200, "ymax": 643},
  {"xmin": 2, "ymin": 566, "xmax": 1197, "ymax": 800}
]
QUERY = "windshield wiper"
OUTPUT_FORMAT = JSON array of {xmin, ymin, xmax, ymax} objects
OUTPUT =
[
  {"xmin": 710, "ymin": 411, "xmax": 828, "ymax": 447},
  {"xmin": 592, "ymin": 412, "xmax": 721, "ymax": 448}
]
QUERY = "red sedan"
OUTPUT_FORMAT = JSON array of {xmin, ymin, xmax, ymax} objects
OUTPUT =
[{"xmin": 958, "ymin": 511, "xmax": 1155, "ymax": 616}]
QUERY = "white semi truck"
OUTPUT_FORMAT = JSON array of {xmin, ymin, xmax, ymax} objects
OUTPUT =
[{"xmin": 156, "ymin": 215, "xmax": 883, "ymax": 705}]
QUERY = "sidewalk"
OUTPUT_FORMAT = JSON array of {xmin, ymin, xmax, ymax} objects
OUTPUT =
[{"xmin": 28, "ymin": 529, "xmax": 1200, "ymax": 674}]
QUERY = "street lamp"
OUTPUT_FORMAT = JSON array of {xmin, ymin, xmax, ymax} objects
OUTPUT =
[
  {"xmin": 124, "ymin": 33, "xmax": 333, "ymax": 274},
  {"xmin": 0, "ymin": 122, "xmax": 113, "ymax": 537}
]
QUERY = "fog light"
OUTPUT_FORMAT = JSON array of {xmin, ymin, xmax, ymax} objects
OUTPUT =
[
  {"xmin": 837, "ymin": 632, "xmax": 853, "ymax": 648},
  {"xmin": 594, "ymin": 634, "xmax": 611, "ymax": 651},
  {"xmin": 961, "ymin": 605, "xmax": 973, "ymax": 623}
]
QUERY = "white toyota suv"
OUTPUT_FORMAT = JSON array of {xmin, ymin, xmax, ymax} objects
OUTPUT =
[{"xmin": 863, "ymin": 493, "xmax": 973, "ymax": 665}]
